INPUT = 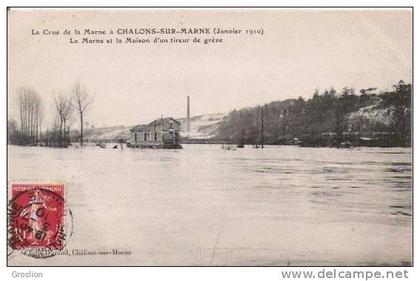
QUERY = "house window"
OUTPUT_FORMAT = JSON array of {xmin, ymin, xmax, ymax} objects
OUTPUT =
[
  {"xmin": 144, "ymin": 132, "xmax": 147, "ymax": 141},
  {"xmin": 134, "ymin": 133, "xmax": 137, "ymax": 141},
  {"xmin": 169, "ymin": 121, "xmax": 173, "ymax": 129},
  {"xmin": 154, "ymin": 132, "xmax": 157, "ymax": 141}
]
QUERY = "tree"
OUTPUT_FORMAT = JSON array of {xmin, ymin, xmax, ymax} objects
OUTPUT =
[
  {"xmin": 8, "ymin": 119, "xmax": 18, "ymax": 144},
  {"xmin": 16, "ymin": 87, "xmax": 43, "ymax": 145},
  {"xmin": 54, "ymin": 93, "xmax": 73, "ymax": 147},
  {"xmin": 72, "ymin": 82, "xmax": 94, "ymax": 146}
]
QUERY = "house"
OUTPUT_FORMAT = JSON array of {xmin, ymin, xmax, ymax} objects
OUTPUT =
[{"xmin": 128, "ymin": 117, "xmax": 182, "ymax": 149}]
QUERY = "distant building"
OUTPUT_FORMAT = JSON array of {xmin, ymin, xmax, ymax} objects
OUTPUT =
[{"xmin": 128, "ymin": 117, "xmax": 182, "ymax": 149}]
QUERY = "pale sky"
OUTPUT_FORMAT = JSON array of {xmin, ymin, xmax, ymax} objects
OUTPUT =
[{"xmin": 8, "ymin": 9, "xmax": 412, "ymax": 128}]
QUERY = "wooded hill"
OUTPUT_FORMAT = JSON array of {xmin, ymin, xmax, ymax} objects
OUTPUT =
[{"xmin": 215, "ymin": 81, "xmax": 411, "ymax": 147}]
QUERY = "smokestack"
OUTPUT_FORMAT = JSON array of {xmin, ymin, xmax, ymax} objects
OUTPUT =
[{"xmin": 187, "ymin": 96, "xmax": 190, "ymax": 132}]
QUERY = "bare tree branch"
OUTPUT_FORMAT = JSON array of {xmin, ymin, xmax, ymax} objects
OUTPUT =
[{"xmin": 72, "ymin": 82, "xmax": 94, "ymax": 146}]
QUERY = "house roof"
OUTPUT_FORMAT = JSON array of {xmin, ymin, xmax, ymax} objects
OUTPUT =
[
  {"xmin": 149, "ymin": 117, "xmax": 180, "ymax": 126},
  {"xmin": 130, "ymin": 124, "xmax": 149, "ymax": 132},
  {"xmin": 130, "ymin": 117, "xmax": 180, "ymax": 132}
]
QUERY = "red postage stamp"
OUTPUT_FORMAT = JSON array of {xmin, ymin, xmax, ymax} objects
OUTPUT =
[{"xmin": 8, "ymin": 183, "xmax": 65, "ymax": 251}]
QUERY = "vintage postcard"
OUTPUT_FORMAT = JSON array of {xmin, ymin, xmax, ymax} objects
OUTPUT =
[{"xmin": 7, "ymin": 8, "xmax": 412, "ymax": 266}]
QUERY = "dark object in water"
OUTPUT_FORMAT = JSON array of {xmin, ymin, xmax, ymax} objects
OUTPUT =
[
  {"xmin": 222, "ymin": 144, "xmax": 236, "ymax": 151},
  {"xmin": 290, "ymin": 138, "xmax": 302, "ymax": 145},
  {"xmin": 339, "ymin": 141, "xmax": 352, "ymax": 148},
  {"xmin": 237, "ymin": 144, "xmax": 244, "ymax": 148},
  {"xmin": 113, "ymin": 145, "xmax": 118, "ymax": 149}
]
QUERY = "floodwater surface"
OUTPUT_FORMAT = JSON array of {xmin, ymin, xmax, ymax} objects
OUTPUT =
[{"xmin": 8, "ymin": 144, "xmax": 412, "ymax": 266}]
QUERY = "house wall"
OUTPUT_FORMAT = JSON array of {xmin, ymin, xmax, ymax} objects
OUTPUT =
[
  {"xmin": 130, "ymin": 130, "xmax": 162, "ymax": 144},
  {"xmin": 130, "ymin": 120, "xmax": 181, "ymax": 146},
  {"xmin": 161, "ymin": 121, "xmax": 180, "ymax": 144}
]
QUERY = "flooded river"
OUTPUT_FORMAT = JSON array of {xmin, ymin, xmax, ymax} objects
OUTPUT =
[{"xmin": 8, "ymin": 144, "xmax": 412, "ymax": 266}]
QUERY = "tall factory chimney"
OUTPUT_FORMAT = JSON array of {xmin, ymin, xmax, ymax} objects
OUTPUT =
[{"xmin": 187, "ymin": 96, "xmax": 190, "ymax": 132}]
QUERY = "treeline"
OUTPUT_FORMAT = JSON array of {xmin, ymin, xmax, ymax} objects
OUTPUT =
[
  {"xmin": 8, "ymin": 82, "xmax": 94, "ymax": 147},
  {"xmin": 8, "ymin": 88, "xmax": 43, "ymax": 145},
  {"xmin": 216, "ymin": 81, "xmax": 411, "ymax": 147}
]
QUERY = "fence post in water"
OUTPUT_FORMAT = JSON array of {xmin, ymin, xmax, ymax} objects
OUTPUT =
[{"xmin": 261, "ymin": 106, "xmax": 264, "ymax": 148}]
